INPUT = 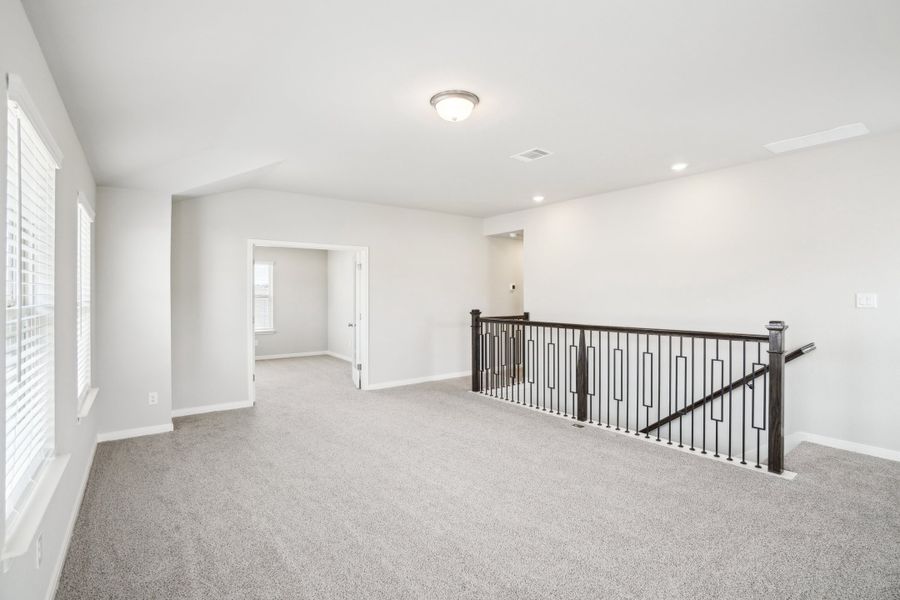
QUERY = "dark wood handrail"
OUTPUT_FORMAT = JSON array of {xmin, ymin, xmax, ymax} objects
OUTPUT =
[
  {"xmin": 479, "ymin": 316, "xmax": 769, "ymax": 343},
  {"xmin": 471, "ymin": 310, "xmax": 798, "ymax": 474},
  {"xmin": 639, "ymin": 342, "xmax": 816, "ymax": 435}
]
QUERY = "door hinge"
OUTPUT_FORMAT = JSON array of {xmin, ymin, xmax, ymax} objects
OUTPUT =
[
  {"xmin": 356, "ymin": 363, "xmax": 362, "ymax": 371},
  {"xmin": 357, "ymin": 263, "xmax": 362, "ymax": 271},
  {"xmin": 253, "ymin": 374, "xmax": 255, "ymax": 381}
]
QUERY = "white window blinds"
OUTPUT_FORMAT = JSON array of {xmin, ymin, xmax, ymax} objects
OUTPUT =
[
  {"xmin": 5, "ymin": 98, "xmax": 56, "ymax": 523},
  {"xmin": 254, "ymin": 262, "xmax": 274, "ymax": 332},
  {"xmin": 76, "ymin": 201, "xmax": 92, "ymax": 399}
]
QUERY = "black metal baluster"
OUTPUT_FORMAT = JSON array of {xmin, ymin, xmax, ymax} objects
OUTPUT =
[
  {"xmin": 542, "ymin": 327, "xmax": 547, "ymax": 410},
  {"xmin": 487, "ymin": 322, "xmax": 493, "ymax": 397},
  {"xmin": 527, "ymin": 325, "xmax": 533, "ymax": 408},
  {"xmin": 588, "ymin": 330, "xmax": 593, "ymax": 424},
  {"xmin": 606, "ymin": 331, "xmax": 619, "ymax": 429},
  {"xmin": 597, "ymin": 331, "xmax": 602, "ymax": 426},
  {"xmin": 756, "ymin": 342, "xmax": 763, "ymax": 469},
  {"xmin": 615, "ymin": 333, "xmax": 621, "ymax": 430},
  {"xmin": 689, "ymin": 337, "xmax": 695, "ymax": 451},
  {"xmin": 563, "ymin": 328, "xmax": 569, "ymax": 418},
  {"xmin": 668, "ymin": 336, "xmax": 673, "ymax": 445},
  {"xmin": 702, "ymin": 338, "xmax": 708, "ymax": 455},
  {"xmin": 634, "ymin": 333, "xmax": 641, "ymax": 436},
  {"xmin": 505, "ymin": 324, "xmax": 511, "ymax": 402},
  {"xmin": 727, "ymin": 341, "xmax": 733, "ymax": 461},
  {"xmin": 713, "ymin": 339, "xmax": 720, "ymax": 457},
  {"xmin": 625, "ymin": 333, "xmax": 630, "ymax": 433},
  {"xmin": 741, "ymin": 341, "xmax": 747, "ymax": 465},
  {"xmin": 656, "ymin": 335, "xmax": 662, "ymax": 442},
  {"xmin": 553, "ymin": 328, "xmax": 565, "ymax": 414}
]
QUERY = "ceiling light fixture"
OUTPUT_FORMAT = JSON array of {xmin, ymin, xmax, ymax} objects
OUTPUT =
[
  {"xmin": 533, "ymin": 195, "xmax": 545, "ymax": 203},
  {"xmin": 670, "ymin": 162, "xmax": 689, "ymax": 172},
  {"xmin": 430, "ymin": 90, "xmax": 479, "ymax": 122},
  {"xmin": 509, "ymin": 232, "xmax": 518, "ymax": 238}
]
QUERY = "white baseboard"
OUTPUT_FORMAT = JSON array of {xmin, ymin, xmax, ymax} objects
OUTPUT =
[
  {"xmin": 365, "ymin": 371, "xmax": 470, "ymax": 391},
  {"xmin": 46, "ymin": 439, "xmax": 96, "ymax": 600},
  {"xmin": 171, "ymin": 400, "xmax": 254, "ymax": 418},
  {"xmin": 324, "ymin": 351, "xmax": 352, "ymax": 362},
  {"xmin": 96, "ymin": 422, "xmax": 173, "ymax": 443},
  {"xmin": 255, "ymin": 351, "xmax": 326, "ymax": 360},
  {"xmin": 786, "ymin": 431, "xmax": 900, "ymax": 462}
]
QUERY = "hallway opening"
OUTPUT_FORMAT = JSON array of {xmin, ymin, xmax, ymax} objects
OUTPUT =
[{"xmin": 248, "ymin": 240, "xmax": 369, "ymax": 403}]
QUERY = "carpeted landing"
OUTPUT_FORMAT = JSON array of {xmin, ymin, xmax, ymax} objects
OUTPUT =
[{"xmin": 56, "ymin": 356, "xmax": 900, "ymax": 599}]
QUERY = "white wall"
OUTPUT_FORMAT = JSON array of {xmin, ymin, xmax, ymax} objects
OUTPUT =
[
  {"xmin": 484, "ymin": 131, "xmax": 900, "ymax": 454},
  {"xmin": 0, "ymin": 0, "xmax": 98, "ymax": 598},
  {"xmin": 171, "ymin": 189, "xmax": 489, "ymax": 411},
  {"xmin": 254, "ymin": 247, "xmax": 327, "ymax": 357},
  {"xmin": 487, "ymin": 236, "xmax": 524, "ymax": 316},
  {"xmin": 327, "ymin": 250, "xmax": 356, "ymax": 361},
  {"xmin": 95, "ymin": 187, "xmax": 172, "ymax": 434}
]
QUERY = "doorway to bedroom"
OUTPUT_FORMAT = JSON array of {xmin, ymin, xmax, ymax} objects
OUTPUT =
[{"xmin": 247, "ymin": 240, "xmax": 369, "ymax": 403}]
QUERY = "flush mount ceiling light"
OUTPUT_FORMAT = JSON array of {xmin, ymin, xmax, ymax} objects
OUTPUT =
[
  {"xmin": 532, "ymin": 195, "xmax": 545, "ymax": 203},
  {"xmin": 430, "ymin": 90, "xmax": 479, "ymax": 122},
  {"xmin": 670, "ymin": 162, "xmax": 689, "ymax": 172}
]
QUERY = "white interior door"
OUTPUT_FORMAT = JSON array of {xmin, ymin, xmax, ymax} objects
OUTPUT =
[{"xmin": 351, "ymin": 253, "xmax": 362, "ymax": 389}]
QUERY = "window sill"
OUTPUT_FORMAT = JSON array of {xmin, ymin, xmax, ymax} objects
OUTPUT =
[
  {"xmin": 255, "ymin": 329, "xmax": 276, "ymax": 335},
  {"xmin": 1, "ymin": 454, "xmax": 70, "ymax": 571},
  {"xmin": 76, "ymin": 387, "xmax": 99, "ymax": 422}
]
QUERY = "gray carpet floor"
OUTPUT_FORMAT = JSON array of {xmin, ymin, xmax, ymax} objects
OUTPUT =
[{"xmin": 57, "ymin": 356, "xmax": 900, "ymax": 599}]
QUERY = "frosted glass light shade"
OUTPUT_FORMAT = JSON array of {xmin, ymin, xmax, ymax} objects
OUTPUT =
[{"xmin": 430, "ymin": 90, "xmax": 479, "ymax": 122}]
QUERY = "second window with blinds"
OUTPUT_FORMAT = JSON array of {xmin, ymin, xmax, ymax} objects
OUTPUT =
[{"xmin": 76, "ymin": 198, "xmax": 95, "ymax": 416}]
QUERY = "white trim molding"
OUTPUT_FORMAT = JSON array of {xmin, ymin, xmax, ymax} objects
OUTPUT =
[
  {"xmin": 365, "ymin": 371, "xmax": 470, "ymax": 391},
  {"xmin": 255, "ymin": 351, "xmax": 326, "ymax": 361},
  {"xmin": 1, "ymin": 455, "xmax": 71, "ymax": 570},
  {"xmin": 324, "ymin": 351, "xmax": 352, "ymax": 362},
  {"xmin": 45, "ymin": 440, "xmax": 96, "ymax": 600},
  {"xmin": 171, "ymin": 400, "xmax": 254, "ymax": 418},
  {"xmin": 76, "ymin": 387, "xmax": 100, "ymax": 422},
  {"xmin": 6, "ymin": 74, "xmax": 64, "ymax": 167},
  {"xmin": 96, "ymin": 423, "xmax": 173, "ymax": 443},
  {"xmin": 786, "ymin": 432, "xmax": 900, "ymax": 463}
]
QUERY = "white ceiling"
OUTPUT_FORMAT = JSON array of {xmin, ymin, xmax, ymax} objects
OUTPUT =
[{"xmin": 23, "ymin": 0, "xmax": 900, "ymax": 216}]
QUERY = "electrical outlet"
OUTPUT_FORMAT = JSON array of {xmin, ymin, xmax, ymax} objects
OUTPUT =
[
  {"xmin": 148, "ymin": 392, "xmax": 159, "ymax": 405},
  {"xmin": 35, "ymin": 533, "xmax": 43, "ymax": 568},
  {"xmin": 855, "ymin": 293, "xmax": 878, "ymax": 309}
]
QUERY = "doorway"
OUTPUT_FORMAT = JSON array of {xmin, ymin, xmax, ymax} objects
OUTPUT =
[
  {"xmin": 247, "ymin": 240, "xmax": 369, "ymax": 405},
  {"xmin": 487, "ymin": 231, "xmax": 524, "ymax": 315}
]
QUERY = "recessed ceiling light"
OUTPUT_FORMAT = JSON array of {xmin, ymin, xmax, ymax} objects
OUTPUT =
[
  {"xmin": 533, "ymin": 195, "xmax": 544, "ymax": 203},
  {"xmin": 430, "ymin": 90, "xmax": 479, "ymax": 122},
  {"xmin": 671, "ymin": 162, "xmax": 689, "ymax": 172}
]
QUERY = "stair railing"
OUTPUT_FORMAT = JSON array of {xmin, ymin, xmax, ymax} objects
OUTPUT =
[{"xmin": 470, "ymin": 309, "xmax": 815, "ymax": 475}]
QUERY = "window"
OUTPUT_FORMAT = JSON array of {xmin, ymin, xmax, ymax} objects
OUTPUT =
[
  {"xmin": 76, "ymin": 200, "xmax": 93, "ymax": 401},
  {"xmin": 5, "ymin": 96, "xmax": 58, "ymax": 524},
  {"xmin": 254, "ymin": 261, "xmax": 274, "ymax": 332}
]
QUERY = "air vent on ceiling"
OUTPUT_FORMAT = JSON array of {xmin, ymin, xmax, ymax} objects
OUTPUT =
[
  {"xmin": 510, "ymin": 147, "xmax": 553, "ymax": 162},
  {"xmin": 763, "ymin": 123, "xmax": 869, "ymax": 154}
]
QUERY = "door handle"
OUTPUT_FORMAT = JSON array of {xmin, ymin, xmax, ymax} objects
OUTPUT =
[{"xmin": 347, "ymin": 322, "xmax": 355, "ymax": 328}]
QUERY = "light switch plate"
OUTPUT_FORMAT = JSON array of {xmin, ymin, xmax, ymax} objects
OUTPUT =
[{"xmin": 855, "ymin": 293, "xmax": 878, "ymax": 309}]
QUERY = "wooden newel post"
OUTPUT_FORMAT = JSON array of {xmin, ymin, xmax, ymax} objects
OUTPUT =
[
  {"xmin": 471, "ymin": 309, "xmax": 482, "ymax": 392},
  {"xmin": 576, "ymin": 329, "xmax": 588, "ymax": 422},
  {"xmin": 766, "ymin": 321, "xmax": 787, "ymax": 474}
]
